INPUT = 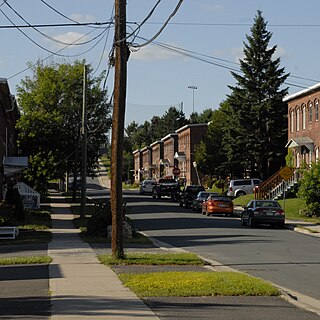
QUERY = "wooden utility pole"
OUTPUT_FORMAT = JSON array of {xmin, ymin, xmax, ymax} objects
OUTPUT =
[
  {"xmin": 80, "ymin": 64, "xmax": 88, "ymax": 219},
  {"xmin": 111, "ymin": 0, "xmax": 127, "ymax": 259}
]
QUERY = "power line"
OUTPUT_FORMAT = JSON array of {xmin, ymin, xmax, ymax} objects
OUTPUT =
[
  {"xmin": 128, "ymin": 21, "xmax": 320, "ymax": 28},
  {"xmin": 131, "ymin": 0, "xmax": 184, "ymax": 49},
  {"xmin": 135, "ymin": 36, "xmax": 319, "ymax": 89},
  {"xmin": 0, "ymin": 21, "xmax": 112, "ymax": 29},
  {"xmin": 3, "ymin": 1, "xmax": 108, "ymax": 46}
]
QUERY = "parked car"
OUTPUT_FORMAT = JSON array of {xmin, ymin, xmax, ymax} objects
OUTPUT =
[
  {"xmin": 202, "ymin": 195, "xmax": 234, "ymax": 217},
  {"xmin": 179, "ymin": 185, "xmax": 205, "ymax": 208},
  {"xmin": 227, "ymin": 178, "xmax": 262, "ymax": 197},
  {"xmin": 192, "ymin": 191, "xmax": 218, "ymax": 212},
  {"xmin": 241, "ymin": 200, "xmax": 285, "ymax": 228},
  {"xmin": 139, "ymin": 179, "xmax": 156, "ymax": 195}
]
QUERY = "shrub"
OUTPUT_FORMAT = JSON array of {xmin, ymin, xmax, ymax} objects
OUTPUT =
[
  {"xmin": 86, "ymin": 202, "xmax": 112, "ymax": 236},
  {"xmin": 297, "ymin": 162, "xmax": 320, "ymax": 217},
  {"xmin": 5, "ymin": 187, "xmax": 25, "ymax": 220}
]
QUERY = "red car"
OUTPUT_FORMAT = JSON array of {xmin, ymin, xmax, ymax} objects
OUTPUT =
[{"xmin": 202, "ymin": 195, "xmax": 234, "ymax": 217}]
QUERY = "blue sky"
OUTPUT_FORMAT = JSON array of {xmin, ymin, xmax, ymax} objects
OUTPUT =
[{"xmin": 1, "ymin": 0, "xmax": 320, "ymax": 126}]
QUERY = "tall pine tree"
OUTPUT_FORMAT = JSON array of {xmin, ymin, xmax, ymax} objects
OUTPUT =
[{"xmin": 225, "ymin": 10, "xmax": 289, "ymax": 179}]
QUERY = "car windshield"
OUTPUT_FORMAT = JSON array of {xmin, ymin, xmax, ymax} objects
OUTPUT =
[
  {"xmin": 211, "ymin": 196, "xmax": 231, "ymax": 202},
  {"xmin": 255, "ymin": 201, "xmax": 281, "ymax": 208},
  {"xmin": 158, "ymin": 179, "xmax": 176, "ymax": 184},
  {"xmin": 198, "ymin": 192, "xmax": 210, "ymax": 199}
]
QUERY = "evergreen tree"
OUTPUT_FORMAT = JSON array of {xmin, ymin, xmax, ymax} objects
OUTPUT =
[{"xmin": 225, "ymin": 10, "xmax": 289, "ymax": 179}]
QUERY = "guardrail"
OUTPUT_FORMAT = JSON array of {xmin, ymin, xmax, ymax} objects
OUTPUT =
[{"xmin": 0, "ymin": 226, "xmax": 19, "ymax": 240}]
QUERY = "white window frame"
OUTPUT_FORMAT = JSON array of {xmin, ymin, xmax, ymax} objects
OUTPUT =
[
  {"xmin": 296, "ymin": 109, "xmax": 300, "ymax": 132},
  {"xmin": 302, "ymin": 105, "xmax": 306, "ymax": 130},
  {"xmin": 309, "ymin": 102, "xmax": 313, "ymax": 123},
  {"xmin": 290, "ymin": 110, "xmax": 294, "ymax": 133}
]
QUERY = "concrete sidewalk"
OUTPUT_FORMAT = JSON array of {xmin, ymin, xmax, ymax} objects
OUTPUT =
[{"xmin": 48, "ymin": 193, "xmax": 158, "ymax": 320}]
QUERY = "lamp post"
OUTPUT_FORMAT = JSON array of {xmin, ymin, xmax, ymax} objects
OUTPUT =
[
  {"xmin": 193, "ymin": 161, "xmax": 201, "ymax": 186},
  {"xmin": 188, "ymin": 85, "xmax": 197, "ymax": 113}
]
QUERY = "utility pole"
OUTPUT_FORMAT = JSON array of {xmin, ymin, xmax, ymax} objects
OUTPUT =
[
  {"xmin": 80, "ymin": 64, "xmax": 88, "ymax": 219},
  {"xmin": 111, "ymin": 0, "xmax": 127, "ymax": 259}
]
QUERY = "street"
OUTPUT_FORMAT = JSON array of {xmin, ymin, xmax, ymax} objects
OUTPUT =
[{"xmin": 125, "ymin": 191, "xmax": 320, "ymax": 303}]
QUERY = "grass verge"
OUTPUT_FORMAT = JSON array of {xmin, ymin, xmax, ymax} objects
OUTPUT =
[
  {"xmin": 119, "ymin": 271, "xmax": 280, "ymax": 297},
  {"xmin": 0, "ymin": 256, "xmax": 52, "ymax": 265},
  {"xmin": 98, "ymin": 252, "xmax": 205, "ymax": 266}
]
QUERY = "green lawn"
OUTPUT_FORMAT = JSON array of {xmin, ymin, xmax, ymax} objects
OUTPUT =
[
  {"xmin": 0, "ymin": 256, "xmax": 52, "ymax": 265},
  {"xmin": 119, "ymin": 271, "xmax": 280, "ymax": 297},
  {"xmin": 98, "ymin": 252, "xmax": 205, "ymax": 266}
]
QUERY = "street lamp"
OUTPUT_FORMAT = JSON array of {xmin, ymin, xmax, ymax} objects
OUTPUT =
[
  {"xmin": 193, "ymin": 161, "xmax": 201, "ymax": 186},
  {"xmin": 188, "ymin": 85, "xmax": 197, "ymax": 113}
]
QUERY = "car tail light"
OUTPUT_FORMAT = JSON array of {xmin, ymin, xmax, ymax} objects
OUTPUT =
[
  {"xmin": 275, "ymin": 209, "xmax": 284, "ymax": 216},
  {"xmin": 229, "ymin": 187, "xmax": 232, "ymax": 191}
]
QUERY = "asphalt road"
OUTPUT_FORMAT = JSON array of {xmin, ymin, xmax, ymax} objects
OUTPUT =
[{"xmin": 125, "ymin": 192, "xmax": 320, "ymax": 302}]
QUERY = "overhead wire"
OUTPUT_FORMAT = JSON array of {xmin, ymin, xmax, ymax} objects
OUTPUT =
[
  {"xmin": 3, "ymin": 1, "xmax": 107, "ymax": 46},
  {"xmin": 135, "ymin": 36, "xmax": 314, "ymax": 89},
  {"xmin": 7, "ymin": 26, "xmax": 109, "ymax": 80},
  {"xmin": 130, "ymin": 0, "xmax": 183, "ymax": 49}
]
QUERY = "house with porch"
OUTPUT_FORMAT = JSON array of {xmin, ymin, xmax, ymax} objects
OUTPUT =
[
  {"xmin": 284, "ymin": 82, "xmax": 320, "ymax": 167},
  {"xmin": 150, "ymin": 140, "xmax": 163, "ymax": 179}
]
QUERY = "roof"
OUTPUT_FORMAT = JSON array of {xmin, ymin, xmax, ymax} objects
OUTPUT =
[
  {"xmin": 175, "ymin": 123, "xmax": 208, "ymax": 133},
  {"xmin": 286, "ymin": 137, "xmax": 314, "ymax": 150},
  {"xmin": 283, "ymin": 82, "xmax": 320, "ymax": 102},
  {"xmin": 3, "ymin": 156, "xmax": 28, "ymax": 176}
]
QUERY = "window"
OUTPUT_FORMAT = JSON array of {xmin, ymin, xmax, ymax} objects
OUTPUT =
[
  {"xmin": 296, "ymin": 108, "xmax": 300, "ymax": 131},
  {"xmin": 309, "ymin": 101, "xmax": 313, "ymax": 123},
  {"xmin": 290, "ymin": 110, "xmax": 294, "ymax": 133},
  {"xmin": 302, "ymin": 104, "xmax": 306, "ymax": 130},
  {"xmin": 316, "ymin": 100, "xmax": 319, "ymax": 121},
  {"xmin": 316, "ymin": 148, "xmax": 319, "ymax": 163}
]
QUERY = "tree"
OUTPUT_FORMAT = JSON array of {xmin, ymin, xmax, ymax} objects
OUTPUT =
[
  {"xmin": 189, "ymin": 108, "xmax": 215, "ymax": 124},
  {"xmin": 194, "ymin": 102, "xmax": 229, "ymax": 178},
  {"xmin": 225, "ymin": 10, "xmax": 289, "ymax": 180},
  {"xmin": 16, "ymin": 60, "xmax": 111, "ymax": 192}
]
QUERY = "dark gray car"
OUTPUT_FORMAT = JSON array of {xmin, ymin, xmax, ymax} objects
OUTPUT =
[{"xmin": 241, "ymin": 200, "xmax": 285, "ymax": 228}]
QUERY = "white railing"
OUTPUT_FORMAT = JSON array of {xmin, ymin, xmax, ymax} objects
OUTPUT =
[
  {"xmin": 15, "ymin": 182, "xmax": 40, "ymax": 209},
  {"xmin": 270, "ymin": 170, "xmax": 300, "ymax": 200}
]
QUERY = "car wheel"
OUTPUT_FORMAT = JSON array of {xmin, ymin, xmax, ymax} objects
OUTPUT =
[
  {"xmin": 236, "ymin": 191, "xmax": 246, "ymax": 197},
  {"xmin": 179, "ymin": 202, "xmax": 183, "ymax": 207},
  {"xmin": 157, "ymin": 194, "xmax": 161, "ymax": 199},
  {"xmin": 241, "ymin": 215, "xmax": 246, "ymax": 225},
  {"xmin": 202, "ymin": 210, "xmax": 206, "ymax": 215},
  {"xmin": 206, "ymin": 211, "xmax": 211, "ymax": 216},
  {"xmin": 278, "ymin": 222, "xmax": 285, "ymax": 229},
  {"xmin": 152, "ymin": 194, "xmax": 156, "ymax": 199},
  {"xmin": 248, "ymin": 217, "xmax": 255, "ymax": 228},
  {"xmin": 185, "ymin": 202, "xmax": 189, "ymax": 209}
]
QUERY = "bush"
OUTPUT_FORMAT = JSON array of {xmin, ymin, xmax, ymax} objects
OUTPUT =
[
  {"xmin": 297, "ymin": 162, "xmax": 320, "ymax": 217},
  {"xmin": 86, "ymin": 202, "xmax": 112, "ymax": 236},
  {"xmin": 5, "ymin": 187, "xmax": 25, "ymax": 220},
  {"xmin": 0, "ymin": 201, "xmax": 14, "ymax": 226}
]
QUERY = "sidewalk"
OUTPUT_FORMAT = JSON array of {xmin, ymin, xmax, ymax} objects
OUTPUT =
[{"xmin": 48, "ymin": 192, "xmax": 158, "ymax": 320}]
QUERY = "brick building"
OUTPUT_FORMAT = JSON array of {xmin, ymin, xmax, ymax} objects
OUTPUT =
[
  {"xmin": 175, "ymin": 123, "xmax": 208, "ymax": 185},
  {"xmin": 284, "ymin": 83, "xmax": 320, "ymax": 167},
  {"xmin": 161, "ymin": 133, "xmax": 178, "ymax": 177},
  {"xmin": 132, "ymin": 123, "xmax": 208, "ymax": 185}
]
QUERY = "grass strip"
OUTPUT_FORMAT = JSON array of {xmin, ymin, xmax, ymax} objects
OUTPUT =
[
  {"xmin": 119, "ymin": 271, "xmax": 280, "ymax": 297},
  {"xmin": 98, "ymin": 252, "xmax": 205, "ymax": 266},
  {"xmin": 0, "ymin": 256, "xmax": 52, "ymax": 265}
]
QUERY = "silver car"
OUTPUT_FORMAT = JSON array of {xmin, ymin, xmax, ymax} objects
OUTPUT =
[
  {"xmin": 139, "ymin": 179, "xmax": 156, "ymax": 195},
  {"xmin": 227, "ymin": 178, "xmax": 262, "ymax": 197}
]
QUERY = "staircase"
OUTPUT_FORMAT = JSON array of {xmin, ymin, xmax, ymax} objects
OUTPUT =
[
  {"xmin": 15, "ymin": 182, "xmax": 40, "ymax": 209},
  {"xmin": 255, "ymin": 168, "xmax": 300, "ymax": 200}
]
